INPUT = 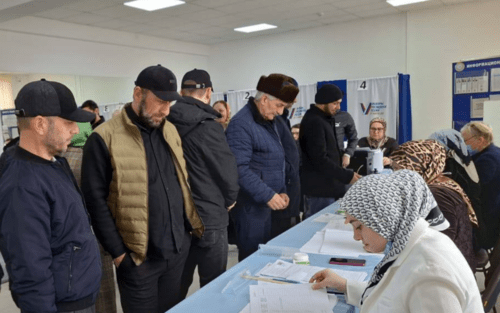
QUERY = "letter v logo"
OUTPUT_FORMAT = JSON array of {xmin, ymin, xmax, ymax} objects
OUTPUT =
[{"xmin": 360, "ymin": 103, "xmax": 372, "ymax": 115}]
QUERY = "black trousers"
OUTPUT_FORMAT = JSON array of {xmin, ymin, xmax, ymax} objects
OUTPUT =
[
  {"xmin": 271, "ymin": 216, "xmax": 300, "ymax": 239},
  {"xmin": 179, "ymin": 228, "xmax": 228, "ymax": 300},
  {"xmin": 116, "ymin": 233, "xmax": 190, "ymax": 313}
]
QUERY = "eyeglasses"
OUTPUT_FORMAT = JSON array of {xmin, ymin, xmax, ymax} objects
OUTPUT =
[
  {"xmin": 463, "ymin": 135, "xmax": 477, "ymax": 143},
  {"xmin": 370, "ymin": 127, "xmax": 384, "ymax": 132}
]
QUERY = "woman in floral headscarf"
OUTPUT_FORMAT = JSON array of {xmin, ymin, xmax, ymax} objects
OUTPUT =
[
  {"xmin": 390, "ymin": 139, "xmax": 477, "ymax": 271},
  {"xmin": 310, "ymin": 170, "xmax": 481, "ymax": 313},
  {"xmin": 357, "ymin": 117, "xmax": 398, "ymax": 166}
]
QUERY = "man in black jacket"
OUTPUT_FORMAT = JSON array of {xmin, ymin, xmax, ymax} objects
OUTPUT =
[
  {"xmin": 0, "ymin": 80, "xmax": 101, "ymax": 313},
  {"xmin": 300, "ymin": 84, "xmax": 361, "ymax": 219},
  {"xmin": 168, "ymin": 69, "xmax": 239, "ymax": 299},
  {"xmin": 81, "ymin": 100, "xmax": 106, "ymax": 129}
]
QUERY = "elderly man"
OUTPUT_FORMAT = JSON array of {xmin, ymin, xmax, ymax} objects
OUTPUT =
[
  {"xmin": 81, "ymin": 65, "xmax": 204, "ymax": 313},
  {"xmin": 226, "ymin": 73, "xmax": 299, "ymax": 261},
  {"xmin": 300, "ymin": 84, "xmax": 361, "ymax": 219},
  {"xmin": 168, "ymin": 69, "xmax": 239, "ymax": 299},
  {"xmin": 0, "ymin": 79, "xmax": 102, "ymax": 313}
]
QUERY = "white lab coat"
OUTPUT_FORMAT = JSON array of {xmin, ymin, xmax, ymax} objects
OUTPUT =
[{"xmin": 346, "ymin": 218, "xmax": 482, "ymax": 313}]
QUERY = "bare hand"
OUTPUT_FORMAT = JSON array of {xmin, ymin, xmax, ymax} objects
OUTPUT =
[
  {"xmin": 342, "ymin": 155, "xmax": 351, "ymax": 168},
  {"xmin": 267, "ymin": 193, "xmax": 288, "ymax": 211},
  {"xmin": 383, "ymin": 157, "xmax": 391, "ymax": 166},
  {"xmin": 114, "ymin": 253, "xmax": 126, "ymax": 268},
  {"xmin": 227, "ymin": 202, "xmax": 237, "ymax": 212},
  {"xmin": 279, "ymin": 193, "xmax": 290, "ymax": 208},
  {"xmin": 349, "ymin": 172, "xmax": 362, "ymax": 184},
  {"xmin": 309, "ymin": 269, "xmax": 347, "ymax": 293}
]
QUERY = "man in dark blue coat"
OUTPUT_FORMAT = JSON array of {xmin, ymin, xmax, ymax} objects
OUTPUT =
[
  {"xmin": 226, "ymin": 74, "xmax": 299, "ymax": 261},
  {"xmin": 0, "ymin": 80, "xmax": 102, "ymax": 313}
]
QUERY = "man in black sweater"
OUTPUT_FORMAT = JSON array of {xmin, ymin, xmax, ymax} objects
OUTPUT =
[
  {"xmin": 168, "ymin": 69, "xmax": 239, "ymax": 299},
  {"xmin": 299, "ymin": 84, "xmax": 361, "ymax": 219}
]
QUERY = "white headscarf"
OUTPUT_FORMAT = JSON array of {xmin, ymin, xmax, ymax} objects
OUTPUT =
[{"xmin": 340, "ymin": 170, "xmax": 440, "ymax": 305}]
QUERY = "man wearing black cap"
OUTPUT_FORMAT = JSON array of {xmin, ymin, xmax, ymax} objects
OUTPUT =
[
  {"xmin": 81, "ymin": 65, "xmax": 204, "ymax": 313},
  {"xmin": 167, "ymin": 69, "xmax": 239, "ymax": 300},
  {"xmin": 300, "ymin": 84, "xmax": 361, "ymax": 219},
  {"xmin": 0, "ymin": 80, "xmax": 102, "ymax": 313},
  {"xmin": 226, "ymin": 73, "xmax": 299, "ymax": 261}
]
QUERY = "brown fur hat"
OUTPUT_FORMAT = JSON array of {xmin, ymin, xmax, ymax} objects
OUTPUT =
[{"xmin": 256, "ymin": 74, "xmax": 299, "ymax": 103}]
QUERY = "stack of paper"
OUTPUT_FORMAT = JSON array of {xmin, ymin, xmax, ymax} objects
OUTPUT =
[{"xmin": 249, "ymin": 283, "xmax": 332, "ymax": 313}]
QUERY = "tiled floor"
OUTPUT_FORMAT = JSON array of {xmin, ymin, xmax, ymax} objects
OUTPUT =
[
  {"xmin": 1, "ymin": 246, "xmax": 497, "ymax": 312},
  {"xmin": 0, "ymin": 245, "xmax": 240, "ymax": 313}
]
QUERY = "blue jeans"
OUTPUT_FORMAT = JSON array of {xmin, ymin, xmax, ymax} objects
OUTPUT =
[{"xmin": 303, "ymin": 196, "xmax": 336, "ymax": 220}]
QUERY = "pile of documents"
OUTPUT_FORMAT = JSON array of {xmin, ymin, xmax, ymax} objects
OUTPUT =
[
  {"xmin": 301, "ymin": 216, "xmax": 384, "ymax": 258},
  {"xmin": 240, "ymin": 259, "xmax": 367, "ymax": 313}
]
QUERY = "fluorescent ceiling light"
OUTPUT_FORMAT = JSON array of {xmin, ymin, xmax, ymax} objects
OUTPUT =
[
  {"xmin": 234, "ymin": 23, "xmax": 277, "ymax": 33},
  {"xmin": 387, "ymin": 0, "xmax": 429, "ymax": 6},
  {"xmin": 124, "ymin": 0, "xmax": 185, "ymax": 11}
]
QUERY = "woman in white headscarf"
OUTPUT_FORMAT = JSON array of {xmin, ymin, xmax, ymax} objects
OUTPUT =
[{"xmin": 310, "ymin": 170, "xmax": 481, "ymax": 313}]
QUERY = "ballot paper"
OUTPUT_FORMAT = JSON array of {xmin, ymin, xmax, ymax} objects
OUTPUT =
[
  {"xmin": 249, "ymin": 283, "xmax": 332, "ymax": 313},
  {"xmin": 313, "ymin": 213, "xmax": 345, "ymax": 223},
  {"xmin": 319, "ymin": 229, "xmax": 368, "ymax": 256},
  {"xmin": 322, "ymin": 219, "xmax": 353, "ymax": 232},
  {"xmin": 256, "ymin": 259, "xmax": 368, "ymax": 284}
]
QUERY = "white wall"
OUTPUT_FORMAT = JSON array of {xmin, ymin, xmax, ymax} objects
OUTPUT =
[
  {"xmin": 208, "ymin": 0, "xmax": 500, "ymax": 140},
  {"xmin": 0, "ymin": 16, "xmax": 209, "ymax": 88},
  {"xmin": 209, "ymin": 13, "xmax": 407, "ymax": 92},
  {"xmin": 407, "ymin": 0, "xmax": 500, "ymax": 139}
]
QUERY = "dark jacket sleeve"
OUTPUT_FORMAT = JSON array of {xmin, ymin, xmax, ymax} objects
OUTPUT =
[
  {"xmin": 200, "ymin": 124, "xmax": 239, "ymax": 207},
  {"xmin": 1, "ymin": 186, "xmax": 57, "ymax": 312},
  {"xmin": 343, "ymin": 113, "xmax": 359, "ymax": 157},
  {"xmin": 81, "ymin": 133, "xmax": 127, "ymax": 259},
  {"xmin": 302, "ymin": 119, "xmax": 354, "ymax": 184},
  {"xmin": 226, "ymin": 121, "xmax": 276, "ymax": 204},
  {"xmin": 385, "ymin": 138, "xmax": 399, "ymax": 157}
]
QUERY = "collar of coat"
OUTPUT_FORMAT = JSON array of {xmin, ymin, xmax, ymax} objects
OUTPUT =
[
  {"xmin": 181, "ymin": 96, "xmax": 222, "ymax": 119},
  {"xmin": 248, "ymin": 97, "xmax": 276, "ymax": 126},
  {"xmin": 309, "ymin": 103, "xmax": 334, "ymax": 120}
]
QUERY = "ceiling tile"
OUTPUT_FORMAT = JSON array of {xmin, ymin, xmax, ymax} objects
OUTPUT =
[
  {"xmin": 354, "ymin": 6, "xmax": 400, "ymax": 17},
  {"xmin": 154, "ymin": 3, "xmax": 207, "ymax": 16},
  {"xmin": 318, "ymin": 13, "xmax": 360, "ymax": 25},
  {"xmin": 117, "ymin": 23, "xmax": 160, "ymax": 33},
  {"xmin": 60, "ymin": 0, "xmax": 116, "ymax": 12},
  {"xmin": 91, "ymin": 18, "xmax": 137, "ymax": 30},
  {"xmin": 216, "ymin": 0, "xmax": 269, "ymax": 13},
  {"xmin": 189, "ymin": 0, "xmax": 244, "ymax": 9},
  {"xmin": 178, "ymin": 8, "xmax": 228, "ymax": 21},
  {"xmin": 332, "ymin": 0, "xmax": 384, "ymax": 9},
  {"xmin": 394, "ymin": 1, "xmax": 445, "ymax": 11},
  {"xmin": 60, "ymin": 12, "xmax": 111, "ymax": 25},
  {"xmin": 344, "ymin": 2, "xmax": 391, "ymax": 13},
  {"xmin": 145, "ymin": 16, "xmax": 185, "ymax": 28},
  {"xmin": 90, "ymin": 4, "xmax": 138, "ymax": 18},
  {"xmin": 189, "ymin": 25, "xmax": 228, "ymax": 35},
  {"xmin": 34, "ymin": 8, "xmax": 81, "ymax": 19}
]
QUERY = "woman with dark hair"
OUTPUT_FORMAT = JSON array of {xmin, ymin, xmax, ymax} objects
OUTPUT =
[
  {"xmin": 212, "ymin": 100, "xmax": 231, "ymax": 130},
  {"xmin": 357, "ymin": 117, "xmax": 398, "ymax": 166},
  {"xmin": 310, "ymin": 170, "xmax": 482, "ymax": 312},
  {"xmin": 390, "ymin": 140, "xmax": 477, "ymax": 271}
]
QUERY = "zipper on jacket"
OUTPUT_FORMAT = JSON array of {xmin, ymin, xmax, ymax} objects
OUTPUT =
[{"xmin": 68, "ymin": 246, "xmax": 81, "ymax": 292}]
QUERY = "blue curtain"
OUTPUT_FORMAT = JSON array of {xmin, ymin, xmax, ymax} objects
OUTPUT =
[{"xmin": 398, "ymin": 73, "xmax": 412, "ymax": 144}]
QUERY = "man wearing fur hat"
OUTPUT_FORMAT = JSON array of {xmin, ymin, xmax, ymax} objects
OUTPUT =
[
  {"xmin": 300, "ymin": 84, "xmax": 361, "ymax": 219},
  {"xmin": 226, "ymin": 74, "xmax": 299, "ymax": 261}
]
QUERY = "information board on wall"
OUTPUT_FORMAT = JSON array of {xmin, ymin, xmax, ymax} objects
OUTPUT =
[
  {"xmin": 452, "ymin": 56, "xmax": 500, "ymax": 131},
  {"xmin": 1, "ymin": 109, "xmax": 17, "ymax": 149}
]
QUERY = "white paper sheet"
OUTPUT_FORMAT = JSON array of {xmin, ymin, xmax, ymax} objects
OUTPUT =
[
  {"xmin": 313, "ymin": 213, "xmax": 344, "ymax": 223},
  {"xmin": 299, "ymin": 232, "xmax": 325, "ymax": 254},
  {"xmin": 249, "ymin": 283, "xmax": 332, "ymax": 313},
  {"xmin": 322, "ymin": 219, "xmax": 352, "ymax": 232},
  {"xmin": 319, "ymin": 229, "xmax": 368, "ymax": 256}
]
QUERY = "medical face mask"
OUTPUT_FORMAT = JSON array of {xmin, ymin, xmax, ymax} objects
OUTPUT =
[{"xmin": 467, "ymin": 144, "xmax": 478, "ymax": 156}]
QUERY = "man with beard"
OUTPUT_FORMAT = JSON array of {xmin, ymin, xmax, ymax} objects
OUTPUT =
[
  {"xmin": 0, "ymin": 79, "xmax": 102, "ymax": 313},
  {"xmin": 81, "ymin": 65, "xmax": 204, "ymax": 313}
]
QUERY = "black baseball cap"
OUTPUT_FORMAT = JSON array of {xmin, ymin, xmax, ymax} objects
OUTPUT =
[
  {"xmin": 135, "ymin": 64, "xmax": 182, "ymax": 101},
  {"xmin": 14, "ymin": 79, "xmax": 95, "ymax": 123},
  {"xmin": 181, "ymin": 68, "xmax": 213, "ymax": 90}
]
